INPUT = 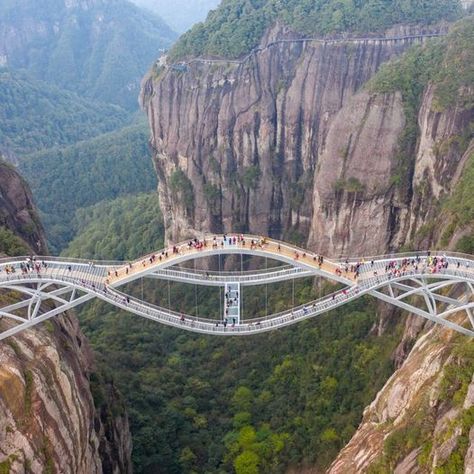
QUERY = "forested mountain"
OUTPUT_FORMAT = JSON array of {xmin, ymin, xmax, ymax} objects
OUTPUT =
[
  {"xmin": 0, "ymin": 0, "xmax": 472, "ymax": 471},
  {"xmin": 0, "ymin": 0, "xmax": 177, "ymax": 109},
  {"xmin": 0, "ymin": 67, "xmax": 129, "ymax": 158},
  {"xmin": 130, "ymin": 0, "xmax": 219, "ymax": 33},
  {"xmin": 18, "ymin": 120, "xmax": 157, "ymax": 252},
  {"xmin": 170, "ymin": 0, "xmax": 463, "ymax": 59}
]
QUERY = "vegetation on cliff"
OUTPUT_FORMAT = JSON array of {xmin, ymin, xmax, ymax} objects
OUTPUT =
[
  {"xmin": 361, "ymin": 333, "xmax": 474, "ymax": 473},
  {"xmin": 170, "ymin": 0, "xmax": 462, "ymax": 60},
  {"xmin": 0, "ymin": 227, "xmax": 30, "ymax": 256},
  {"xmin": 370, "ymin": 18, "xmax": 473, "ymax": 248},
  {"xmin": 370, "ymin": 17, "xmax": 474, "ymax": 111}
]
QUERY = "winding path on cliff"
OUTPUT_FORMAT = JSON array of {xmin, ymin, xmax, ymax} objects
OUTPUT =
[
  {"xmin": 0, "ymin": 234, "xmax": 473, "ymax": 339},
  {"xmin": 167, "ymin": 32, "xmax": 446, "ymax": 71}
]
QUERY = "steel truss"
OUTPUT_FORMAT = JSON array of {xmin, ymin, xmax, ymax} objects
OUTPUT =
[
  {"xmin": 0, "ymin": 281, "xmax": 94, "ymax": 340},
  {"xmin": 370, "ymin": 277, "xmax": 474, "ymax": 337}
]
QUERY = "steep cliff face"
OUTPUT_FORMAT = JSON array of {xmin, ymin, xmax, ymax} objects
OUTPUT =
[
  {"xmin": 142, "ymin": 23, "xmax": 447, "ymax": 253},
  {"xmin": 0, "ymin": 316, "xmax": 132, "ymax": 474},
  {"xmin": 0, "ymin": 163, "xmax": 132, "ymax": 473},
  {"xmin": 308, "ymin": 79, "xmax": 473, "ymax": 256}
]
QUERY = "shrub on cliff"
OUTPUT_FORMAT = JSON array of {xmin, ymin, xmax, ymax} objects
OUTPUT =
[{"xmin": 169, "ymin": 0, "xmax": 463, "ymax": 60}]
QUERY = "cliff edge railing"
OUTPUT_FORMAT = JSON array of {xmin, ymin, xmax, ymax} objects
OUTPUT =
[{"xmin": 0, "ymin": 234, "xmax": 473, "ymax": 340}]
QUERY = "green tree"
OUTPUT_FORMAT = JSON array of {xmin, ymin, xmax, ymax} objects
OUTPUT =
[{"xmin": 234, "ymin": 450, "xmax": 260, "ymax": 474}]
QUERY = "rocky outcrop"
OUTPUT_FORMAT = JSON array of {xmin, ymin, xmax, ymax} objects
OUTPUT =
[
  {"xmin": 0, "ymin": 316, "xmax": 132, "ymax": 474},
  {"xmin": 142, "ymin": 23, "xmax": 450, "ymax": 255},
  {"xmin": 0, "ymin": 164, "xmax": 132, "ymax": 473},
  {"xmin": 0, "ymin": 161, "xmax": 47, "ymax": 254},
  {"xmin": 308, "ymin": 79, "xmax": 473, "ymax": 256},
  {"xmin": 307, "ymin": 90, "xmax": 406, "ymax": 256}
]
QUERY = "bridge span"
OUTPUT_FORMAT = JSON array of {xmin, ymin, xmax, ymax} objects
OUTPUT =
[{"xmin": 0, "ymin": 234, "xmax": 473, "ymax": 340}]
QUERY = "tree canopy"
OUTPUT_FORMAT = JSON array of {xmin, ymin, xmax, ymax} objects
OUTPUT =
[{"xmin": 170, "ymin": 0, "xmax": 463, "ymax": 60}]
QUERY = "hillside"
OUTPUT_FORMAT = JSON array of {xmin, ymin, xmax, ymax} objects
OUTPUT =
[
  {"xmin": 18, "ymin": 120, "xmax": 157, "ymax": 252},
  {"xmin": 0, "ymin": 67, "xmax": 129, "ymax": 158},
  {"xmin": 0, "ymin": 0, "xmax": 177, "ymax": 109},
  {"xmin": 170, "ymin": 0, "xmax": 462, "ymax": 60}
]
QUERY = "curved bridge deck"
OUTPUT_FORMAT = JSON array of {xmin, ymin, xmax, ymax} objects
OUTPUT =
[{"xmin": 0, "ymin": 234, "xmax": 473, "ymax": 339}]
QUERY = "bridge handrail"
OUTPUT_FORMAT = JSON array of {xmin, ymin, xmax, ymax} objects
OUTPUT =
[
  {"xmin": 0, "ymin": 255, "xmax": 124, "ymax": 267},
  {"xmin": 163, "ymin": 264, "xmax": 299, "ymax": 276},
  {"xmin": 336, "ymin": 251, "xmax": 474, "ymax": 264},
  {"xmin": 152, "ymin": 266, "xmax": 312, "ymax": 282},
  {"xmin": 175, "ymin": 32, "xmax": 446, "ymax": 68},
  {"xmin": 0, "ymin": 263, "xmax": 473, "ymax": 336},
  {"xmin": 106, "ymin": 286, "xmax": 220, "ymax": 324}
]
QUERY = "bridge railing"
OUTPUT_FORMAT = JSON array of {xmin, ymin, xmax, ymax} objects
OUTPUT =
[
  {"xmin": 177, "ymin": 32, "xmax": 446, "ymax": 69},
  {"xmin": 106, "ymin": 286, "xmax": 220, "ymax": 324},
  {"xmin": 161, "ymin": 264, "xmax": 298, "ymax": 276},
  {"xmin": 1, "ymin": 263, "xmax": 473, "ymax": 336},
  {"xmin": 333, "ymin": 251, "xmax": 474, "ymax": 264},
  {"xmin": 0, "ymin": 255, "xmax": 124, "ymax": 267},
  {"xmin": 151, "ymin": 266, "xmax": 313, "ymax": 283}
]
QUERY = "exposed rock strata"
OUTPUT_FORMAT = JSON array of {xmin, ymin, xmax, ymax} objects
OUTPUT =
[
  {"xmin": 142, "ymin": 23, "xmax": 456, "ymax": 258},
  {"xmin": 0, "ymin": 161, "xmax": 47, "ymax": 254}
]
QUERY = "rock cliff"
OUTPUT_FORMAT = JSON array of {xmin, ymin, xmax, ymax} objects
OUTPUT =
[
  {"xmin": 0, "ymin": 162, "xmax": 132, "ymax": 473},
  {"xmin": 0, "ymin": 161, "xmax": 47, "ymax": 255},
  {"xmin": 142, "ymin": 22, "xmax": 457, "ymax": 256}
]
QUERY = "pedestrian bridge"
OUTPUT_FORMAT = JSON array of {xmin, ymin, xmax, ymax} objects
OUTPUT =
[{"xmin": 0, "ymin": 234, "xmax": 473, "ymax": 340}]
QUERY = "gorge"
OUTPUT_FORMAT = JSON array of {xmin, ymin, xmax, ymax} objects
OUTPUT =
[{"xmin": 0, "ymin": 0, "xmax": 473, "ymax": 472}]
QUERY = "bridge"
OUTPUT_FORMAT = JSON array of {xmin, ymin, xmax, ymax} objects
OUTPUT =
[{"xmin": 0, "ymin": 234, "xmax": 473, "ymax": 340}]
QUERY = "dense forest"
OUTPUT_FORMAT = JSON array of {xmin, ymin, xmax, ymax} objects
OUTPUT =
[
  {"xmin": 0, "ymin": 68, "xmax": 129, "ymax": 157},
  {"xmin": 19, "ymin": 121, "xmax": 157, "ymax": 252},
  {"xmin": 0, "ymin": 66, "xmax": 157, "ymax": 252},
  {"xmin": 63, "ymin": 193, "xmax": 164, "ymax": 260},
  {"xmin": 0, "ymin": 0, "xmax": 176, "ymax": 109},
  {"xmin": 62, "ymin": 192, "xmax": 401, "ymax": 473},
  {"xmin": 170, "ymin": 0, "xmax": 463, "ymax": 60}
]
